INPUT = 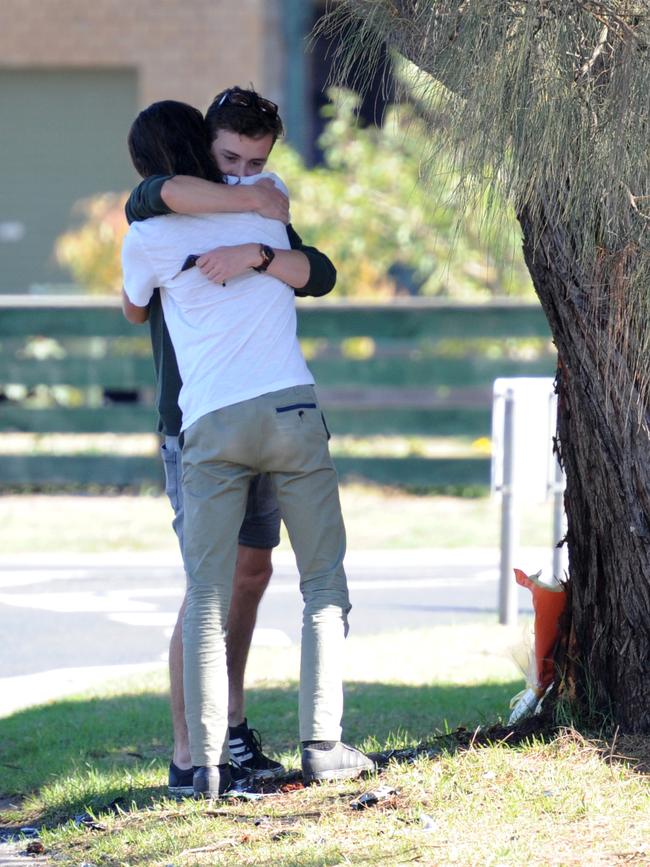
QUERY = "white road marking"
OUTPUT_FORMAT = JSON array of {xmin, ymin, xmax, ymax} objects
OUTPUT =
[
  {"xmin": 266, "ymin": 575, "xmax": 499, "ymax": 593},
  {"xmin": 109, "ymin": 612, "xmax": 178, "ymax": 627},
  {"xmin": 0, "ymin": 573, "xmax": 500, "ymax": 620},
  {"xmin": 475, "ymin": 569, "xmax": 501, "ymax": 581},
  {"xmin": 0, "ymin": 591, "xmax": 159, "ymax": 613},
  {"xmin": 0, "ymin": 570, "xmax": 92, "ymax": 590}
]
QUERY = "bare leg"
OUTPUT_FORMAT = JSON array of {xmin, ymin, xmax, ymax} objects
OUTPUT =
[
  {"xmin": 226, "ymin": 546, "xmax": 273, "ymax": 726},
  {"xmin": 169, "ymin": 545, "xmax": 273, "ymax": 764},
  {"xmin": 169, "ymin": 597, "xmax": 191, "ymax": 768}
]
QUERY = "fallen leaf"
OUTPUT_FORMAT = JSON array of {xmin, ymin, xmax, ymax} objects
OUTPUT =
[
  {"xmin": 420, "ymin": 812, "xmax": 437, "ymax": 831},
  {"xmin": 74, "ymin": 813, "xmax": 107, "ymax": 832},
  {"xmin": 272, "ymin": 830, "xmax": 299, "ymax": 841},
  {"xmin": 350, "ymin": 786, "xmax": 398, "ymax": 810},
  {"xmin": 279, "ymin": 781, "xmax": 305, "ymax": 792},
  {"xmin": 26, "ymin": 840, "xmax": 45, "ymax": 854}
]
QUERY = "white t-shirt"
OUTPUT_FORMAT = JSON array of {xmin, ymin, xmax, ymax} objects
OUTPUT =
[{"xmin": 122, "ymin": 173, "xmax": 314, "ymax": 431}]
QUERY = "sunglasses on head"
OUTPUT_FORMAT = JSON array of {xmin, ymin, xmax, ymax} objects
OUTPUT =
[{"xmin": 217, "ymin": 89, "xmax": 278, "ymax": 117}]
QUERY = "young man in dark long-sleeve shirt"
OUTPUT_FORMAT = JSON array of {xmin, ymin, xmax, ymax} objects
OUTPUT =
[{"xmin": 123, "ymin": 92, "xmax": 344, "ymax": 796}]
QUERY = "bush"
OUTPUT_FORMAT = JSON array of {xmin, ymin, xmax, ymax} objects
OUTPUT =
[
  {"xmin": 55, "ymin": 193, "xmax": 128, "ymax": 295},
  {"xmin": 269, "ymin": 91, "xmax": 533, "ymax": 299}
]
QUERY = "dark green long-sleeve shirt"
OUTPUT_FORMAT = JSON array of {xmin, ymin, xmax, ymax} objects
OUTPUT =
[{"xmin": 125, "ymin": 175, "xmax": 336, "ymax": 436}]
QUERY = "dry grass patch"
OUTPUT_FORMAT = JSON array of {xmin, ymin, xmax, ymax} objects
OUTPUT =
[
  {"xmin": 2, "ymin": 624, "xmax": 647, "ymax": 866},
  {"xmin": 36, "ymin": 732, "xmax": 649, "ymax": 866}
]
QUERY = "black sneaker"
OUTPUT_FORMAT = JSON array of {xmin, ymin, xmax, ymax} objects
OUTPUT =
[
  {"xmin": 193, "ymin": 762, "xmax": 253, "ymax": 799},
  {"xmin": 168, "ymin": 761, "xmax": 194, "ymax": 798},
  {"xmin": 301, "ymin": 742, "xmax": 375, "ymax": 784},
  {"xmin": 229, "ymin": 719, "xmax": 285, "ymax": 782},
  {"xmin": 228, "ymin": 760, "xmax": 255, "ymax": 792}
]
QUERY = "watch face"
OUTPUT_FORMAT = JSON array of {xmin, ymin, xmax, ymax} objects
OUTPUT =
[
  {"xmin": 254, "ymin": 244, "xmax": 275, "ymax": 272},
  {"xmin": 261, "ymin": 245, "xmax": 275, "ymax": 269}
]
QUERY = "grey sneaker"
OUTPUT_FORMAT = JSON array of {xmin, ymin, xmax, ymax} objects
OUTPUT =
[
  {"xmin": 193, "ymin": 763, "xmax": 252, "ymax": 799},
  {"xmin": 301, "ymin": 742, "xmax": 375, "ymax": 784},
  {"xmin": 193, "ymin": 765, "xmax": 230, "ymax": 799}
]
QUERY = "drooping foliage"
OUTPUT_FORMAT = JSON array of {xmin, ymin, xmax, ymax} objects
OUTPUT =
[{"xmin": 320, "ymin": 1, "xmax": 650, "ymax": 398}]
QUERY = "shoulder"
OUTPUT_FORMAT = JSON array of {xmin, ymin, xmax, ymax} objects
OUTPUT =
[
  {"xmin": 266, "ymin": 172, "xmax": 289, "ymax": 197},
  {"xmin": 122, "ymin": 224, "xmax": 144, "ymax": 255},
  {"xmin": 126, "ymin": 213, "xmax": 186, "ymax": 244},
  {"xmin": 125, "ymin": 175, "xmax": 174, "ymax": 224},
  {"xmin": 122, "ymin": 218, "xmax": 170, "ymax": 267},
  {"xmin": 121, "ymin": 224, "xmax": 154, "ymax": 273}
]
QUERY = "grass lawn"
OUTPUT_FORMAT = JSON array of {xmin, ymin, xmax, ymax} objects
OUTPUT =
[
  {"xmin": 0, "ymin": 484, "xmax": 557, "ymax": 553},
  {"xmin": 1, "ymin": 627, "xmax": 648, "ymax": 866}
]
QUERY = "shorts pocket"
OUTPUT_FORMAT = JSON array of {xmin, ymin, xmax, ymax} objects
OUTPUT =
[{"xmin": 161, "ymin": 442, "xmax": 181, "ymax": 514}]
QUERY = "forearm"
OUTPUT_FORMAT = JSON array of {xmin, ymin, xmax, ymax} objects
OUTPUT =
[
  {"xmin": 121, "ymin": 289, "xmax": 150, "ymax": 324},
  {"xmin": 161, "ymin": 176, "xmax": 272, "ymax": 216},
  {"xmin": 266, "ymin": 248, "xmax": 310, "ymax": 289},
  {"xmin": 196, "ymin": 243, "xmax": 310, "ymax": 287},
  {"xmin": 242, "ymin": 244, "xmax": 311, "ymax": 288},
  {"xmin": 201, "ymin": 241, "xmax": 328, "ymax": 294}
]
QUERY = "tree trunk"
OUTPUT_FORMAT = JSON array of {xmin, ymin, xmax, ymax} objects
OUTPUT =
[{"xmin": 518, "ymin": 205, "xmax": 650, "ymax": 733}]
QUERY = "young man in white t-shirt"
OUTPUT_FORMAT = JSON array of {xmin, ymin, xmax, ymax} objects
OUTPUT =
[{"xmin": 122, "ymin": 96, "xmax": 374, "ymax": 798}]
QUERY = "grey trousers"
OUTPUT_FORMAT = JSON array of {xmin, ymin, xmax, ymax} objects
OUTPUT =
[{"xmin": 181, "ymin": 385, "xmax": 351, "ymax": 766}]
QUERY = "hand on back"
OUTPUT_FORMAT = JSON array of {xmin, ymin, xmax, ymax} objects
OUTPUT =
[
  {"xmin": 252, "ymin": 178, "xmax": 290, "ymax": 224},
  {"xmin": 197, "ymin": 243, "xmax": 261, "ymax": 284}
]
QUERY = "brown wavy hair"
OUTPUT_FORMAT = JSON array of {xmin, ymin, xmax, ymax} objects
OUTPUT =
[{"xmin": 128, "ymin": 100, "xmax": 223, "ymax": 182}]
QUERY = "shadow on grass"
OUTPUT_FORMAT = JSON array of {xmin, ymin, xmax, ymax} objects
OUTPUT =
[{"xmin": 0, "ymin": 680, "xmax": 521, "ymax": 828}]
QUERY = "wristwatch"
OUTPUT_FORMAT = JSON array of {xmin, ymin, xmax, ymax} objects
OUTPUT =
[{"xmin": 252, "ymin": 244, "xmax": 275, "ymax": 273}]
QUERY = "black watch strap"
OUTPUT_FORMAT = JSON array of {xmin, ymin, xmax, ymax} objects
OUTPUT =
[{"xmin": 252, "ymin": 244, "xmax": 275, "ymax": 273}]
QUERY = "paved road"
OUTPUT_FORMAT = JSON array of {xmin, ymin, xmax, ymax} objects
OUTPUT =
[{"xmin": 0, "ymin": 548, "xmax": 552, "ymax": 717}]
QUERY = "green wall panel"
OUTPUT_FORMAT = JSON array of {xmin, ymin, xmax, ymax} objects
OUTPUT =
[{"xmin": 0, "ymin": 69, "xmax": 138, "ymax": 293}]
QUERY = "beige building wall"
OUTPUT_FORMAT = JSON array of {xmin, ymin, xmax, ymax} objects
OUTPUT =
[{"xmin": 0, "ymin": 0, "xmax": 286, "ymax": 112}]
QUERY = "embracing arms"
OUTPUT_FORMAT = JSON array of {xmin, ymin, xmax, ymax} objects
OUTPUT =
[
  {"xmin": 125, "ymin": 175, "xmax": 336, "ymax": 297},
  {"xmin": 126, "ymin": 175, "xmax": 289, "ymax": 224}
]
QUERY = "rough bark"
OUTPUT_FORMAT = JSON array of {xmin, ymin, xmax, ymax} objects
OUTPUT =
[{"xmin": 518, "ymin": 204, "xmax": 650, "ymax": 732}]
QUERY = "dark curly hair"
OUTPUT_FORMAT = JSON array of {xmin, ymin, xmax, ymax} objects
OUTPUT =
[{"xmin": 128, "ymin": 100, "xmax": 223, "ymax": 182}]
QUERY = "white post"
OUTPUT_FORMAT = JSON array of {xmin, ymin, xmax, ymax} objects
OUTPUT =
[
  {"xmin": 498, "ymin": 388, "xmax": 518, "ymax": 625},
  {"xmin": 552, "ymin": 457, "xmax": 568, "ymax": 581}
]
